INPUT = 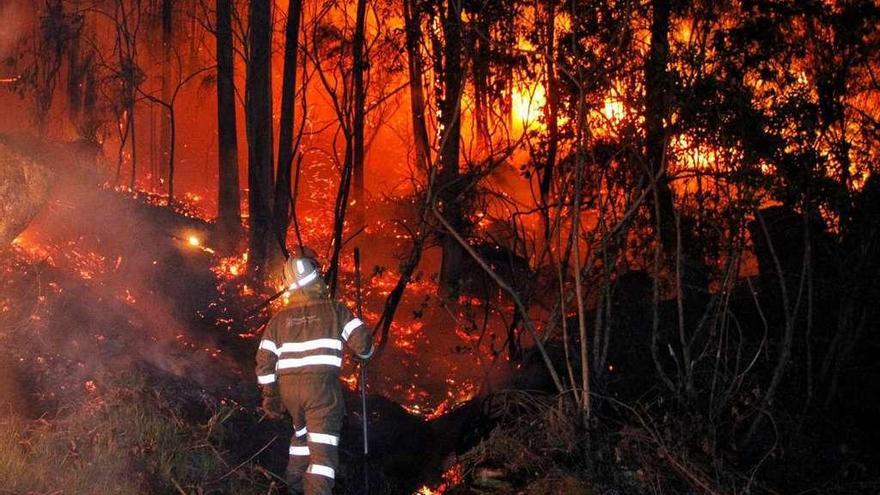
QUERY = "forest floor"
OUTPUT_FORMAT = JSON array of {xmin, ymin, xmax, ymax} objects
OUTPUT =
[
  {"xmin": 0, "ymin": 135, "xmax": 546, "ymax": 494},
  {"xmin": 5, "ymin": 135, "xmax": 878, "ymax": 495}
]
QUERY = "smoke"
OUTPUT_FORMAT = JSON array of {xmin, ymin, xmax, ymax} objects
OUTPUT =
[
  {"xmin": 0, "ymin": 0, "xmax": 30, "ymax": 62},
  {"xmin": 0, "ymin": 135, "xmax": 241, "ymax": 418},
  {"xmin": 0, "ymin": 142, "xmax": 55, "ymax": 245}
]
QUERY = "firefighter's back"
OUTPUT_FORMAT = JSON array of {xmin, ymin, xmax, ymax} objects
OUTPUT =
[{"xmin": 271, "ymin": 299, "xmax": 346, "ymax": 378}]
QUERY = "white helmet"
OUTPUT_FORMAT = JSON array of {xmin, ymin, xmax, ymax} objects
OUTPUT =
[{"xmin": 283, "ymin": 257, "xmax": 320, "ymax": 290}]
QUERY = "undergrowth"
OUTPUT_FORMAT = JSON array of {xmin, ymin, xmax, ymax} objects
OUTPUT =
[{"xmin": 0, "ymin": 372, "xmax": 276, "ymax": 495}]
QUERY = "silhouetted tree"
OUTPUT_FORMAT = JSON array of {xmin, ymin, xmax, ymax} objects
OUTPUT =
[
  {"xmin": 436, "ymin": 0, "xmax": 466, "ymax": 297},
  {"xmin": 273, "ymin": 0, "xmax": 303, "ymax": 255},
  {"xmin": 245, "ymin": 0, "xmax": 274, "ymax": 281},
  {"xmin": 215, "ymin": 0, "xmax": 242, "ymax": 251}
]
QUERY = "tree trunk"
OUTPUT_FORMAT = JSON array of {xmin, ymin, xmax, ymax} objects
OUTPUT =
[
  {"xmin": 167, "ymin": 104, "xmax": 176, "ymax": 205},
  {"xmin": 82, "ymin": 52, "xmax": 97, "ymax": 128},
  {"xmin": 273, "ymin": 0, "xmax": 302, "ymax": 256},
  {"xmin": 159, "ymin": 0, "xmax": 173, "ymax": 190},
  {"xmin": 116, "ymin": 111, "xmax": 130, "ymax": 182},
  {"xmin": 403, "ymin": 0, "xmax": 431, "ymax": 172},
  {"xmin": 472, "ymin": 16, "xmax": 490, "ymax": 151},
  {"xmin": 67, "ymin": 22, "xmax": 82, "ymax": 122},
  {"xmin": 216, "ymin": 0, "xmax": 242, "ymax": 251},
  {"xmin": 437, "ymin": 0, "xmax": 465, "ymax": 297},
  {"xmin": 644, "ymin": 0, "xmax": 677, "ymax": 256},
  {"xmin": 539, "ymin": 0, "xmax": 558, "ymax": 217},
  {"xmin": 129, "ymin": 105, "xmax": 137, "ymax": 189},
  {"xmin": 351, "ymin": 0, "xmax": 367, "ymax": 226},
  {"xmin": 327, "ymin": 148, "xmax": 354, "ymax": 296},
  {"xmin": 246, "ymin": 0, "xmax": 275, "ymax": 282}
]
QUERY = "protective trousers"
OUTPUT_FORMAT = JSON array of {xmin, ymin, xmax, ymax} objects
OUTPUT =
[{"xmin": 279, "ymin": 374, "xmax": 345, "ymax": 495}]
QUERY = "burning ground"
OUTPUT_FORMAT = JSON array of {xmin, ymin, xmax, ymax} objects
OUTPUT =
[
  {"xmin": 0, "ymin": 136, "xmax": 531, "ymax": 494},
  {"xmin": 3, "ymin": 131, "xmax": 879, "ymax": 494}
]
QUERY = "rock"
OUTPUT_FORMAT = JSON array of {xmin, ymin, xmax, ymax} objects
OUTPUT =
[{"xmin": 0, "ymin": 142, "xmax": 54, "ymax": 245}]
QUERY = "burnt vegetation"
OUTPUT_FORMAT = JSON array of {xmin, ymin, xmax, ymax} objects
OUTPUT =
[{"xmin": 1, "ymin": 0, "xmax": 880, "ymax": 494}]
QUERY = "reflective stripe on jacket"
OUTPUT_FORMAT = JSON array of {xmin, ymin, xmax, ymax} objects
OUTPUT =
[{"xmin": 255, "ymin": 299, "xmax": 373, "ymax": 386}]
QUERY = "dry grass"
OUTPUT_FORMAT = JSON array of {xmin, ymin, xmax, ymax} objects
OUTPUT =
[
  {"xmin": 0, "ymin": 373, "xmax": 275, "ymax": 495},
  {"xmin": 457, "ymin": 391, "xmax": 584, "ymax": 487}
]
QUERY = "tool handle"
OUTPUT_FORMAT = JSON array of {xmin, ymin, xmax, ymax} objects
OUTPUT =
[
  {"xmin": 354, "ymin": 248, "xmax": 370, "ymax": 493},
  {"xmin": 360, "ymin": 362, "xmax": 369, "ymax": 455}
]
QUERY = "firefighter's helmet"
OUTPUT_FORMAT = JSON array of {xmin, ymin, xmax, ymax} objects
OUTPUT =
[{"xmin": 283, "ymin": 257, "xmax": 320, "ymax": 290}]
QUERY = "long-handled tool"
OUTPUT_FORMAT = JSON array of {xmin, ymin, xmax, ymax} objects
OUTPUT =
[{"xmin": 354, "ymin": 247, "xmax": 369, "ymax": 494}]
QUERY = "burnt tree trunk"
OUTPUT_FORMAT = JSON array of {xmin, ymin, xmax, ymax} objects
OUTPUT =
[
  {"xmin": 246, "ymin": 0, "xmax": 275, "ymax": 281},
  {"xmin": 129, "ymin": 106, "xmax": 138, "ymax": 189},
  {"xmin": 115, "ymin": 0, "xmax": 138, "ymax": 190},
  {"xmin": 82, "ymin": 52, "xmax": 97, "ymax": 128},
  {"xmin": 644, "ymin": 0, "xmax": 677, "ymax": 257},
  {"xmin": 167, "ymin": 103, "xmax": 176, "ymax": 205},
  {"xmin": 216, "ymin": 0, "xmax": 242, "ymax": 251},
  {"xmin": 471, "ymin": 16, "xmax": 490, "ymax": 151},
  {"xmin": 403, "ymin": 0, "xmax": 431, "ymax": 172},
  {"xmin": 159, "ymin": 0, "xmax": 173, "ymax": 190},
  {"xmin": 539, "ymin": 0, "xmax": 559, "ymax": 231},
  {"xmin": 437, "ymin": 0, "xmax": 466, "ymax": 297},
  {"xmin": 67, "ymin": 13, "xmax": 82, "ymax": 122},
  {"xmin": 273, "ymin": 0, "xmax": 302, "ymax": 255},
  {"xmin": 351, "ymin": 0, "xmax": 367, "ymax": 225}
]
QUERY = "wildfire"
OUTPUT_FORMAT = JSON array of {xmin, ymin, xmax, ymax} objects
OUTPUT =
[
  {"xmin": 672, "ymin": 134, "xmax": 717, "ymax": 171},
  {"xmin": 212, "ymin": 251, "xmax": 248, "ymax": 280},
  {"xmin": 109, "ymin": 185, "xmax": 212, "ymax": 221},
  {"xmin": 602, "ymin": 98, "xmax": 625, "ymax": 124},
  {"xmin": 512, "ymin": 83, "xmax": 546, "ymax": 129},
  {"xmin": 416, "ymin": 463, "xmax": 464, "ymax": 494}
]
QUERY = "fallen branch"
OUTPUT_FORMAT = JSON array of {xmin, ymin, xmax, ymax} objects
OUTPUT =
[{"xmin": 215, "ymin": 435, "xmax": 278, "ymax": 482}]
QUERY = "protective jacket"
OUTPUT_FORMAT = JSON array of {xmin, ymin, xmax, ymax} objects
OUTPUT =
[{"xmin": 256, "ymin": 298, "xmax": 373, "ymax": 495}]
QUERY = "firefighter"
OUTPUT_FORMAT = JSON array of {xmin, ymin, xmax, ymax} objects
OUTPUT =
[{"xmin": 256, "ymin": 255, "xmax": 373, "ymax": 495}]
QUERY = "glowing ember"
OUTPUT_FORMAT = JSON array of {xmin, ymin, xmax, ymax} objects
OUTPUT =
[
  {"xmin": 340, "ymin": 372, "xmax": 358, "ymax": 391},
  {"xmin": 212, "ymin": 252, "xmax": 248, "ymax": 281},
  {"xmin": 121, "ymin": 289, "xmax": 137, "ymax": 304},
  {"xmin": 84, "ymin": 380, "xmax": 97, "ymax": 394},
  {"xmin": 416, "ymin": 463, "xmax": 464, "ymax": 494}
]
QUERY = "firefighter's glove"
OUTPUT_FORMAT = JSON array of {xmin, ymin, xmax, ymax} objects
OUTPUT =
[{"xmin": 261, "ymin": 394, "xmax": 285, "ymax": 420}]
